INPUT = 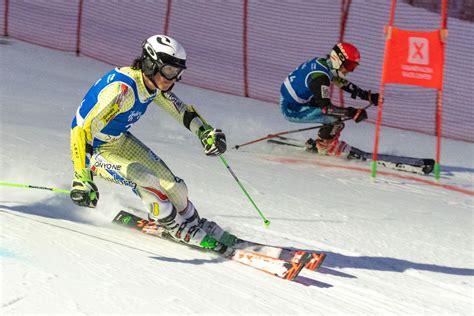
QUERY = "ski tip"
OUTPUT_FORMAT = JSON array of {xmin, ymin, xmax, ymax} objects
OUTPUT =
[
  {"xmin": 305, "ymin": 253, "xmax": 327, "ymax": 271},
  {"xmin": 283, "ymin": 252, "xmax": 313, "ymax": 281}
]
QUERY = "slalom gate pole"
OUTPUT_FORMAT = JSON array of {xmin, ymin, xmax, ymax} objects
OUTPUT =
[
  {"xmin": 0, "ymin": 182, "xmax": 70, "ymax": 194},
  {"xmin": 217, "ymin": 154, "xmax": 271, "ymax": 227}
]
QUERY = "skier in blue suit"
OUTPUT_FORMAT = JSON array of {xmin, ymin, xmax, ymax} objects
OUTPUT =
[{"xmin": 280, "ymin": 42, "xmax": 380, "ymax": 156}]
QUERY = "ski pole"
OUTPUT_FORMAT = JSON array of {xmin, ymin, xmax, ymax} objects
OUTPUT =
[
  {"xmin": 232, "ymin": 110, "xmax": 372, "ymax": 149},
  {"xmin": 233, "ymin": 104, "xmax": 374, "ymax": 150},
  {"xmin": 0, "ymin": 181, "xmax": 70, "ymax": 194},
  {"xmin": 232, "ymin": 124, "xmax": 328, "ymax": 150},
  {"xmin": 217, "ymin": 154, "xmax": 271, "ymax": 227}
]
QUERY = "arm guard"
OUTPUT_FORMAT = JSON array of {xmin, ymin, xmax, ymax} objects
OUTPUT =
[
  {"xmin": 183, "ymin": 104, "xmax": 209, "ymax": 136},
  {"xmin": 333, "ymin": 77, "xmax": 370, "ymax": 101}
]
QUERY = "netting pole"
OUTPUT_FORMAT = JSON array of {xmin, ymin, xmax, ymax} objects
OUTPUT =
[
  {"xmin": 338, "ymin": 0, "xmax": 352, "ymax": 107},
  {"xmin": 434, "ymin": 0, "xmax": 448, "ymax": 180},
  {"xmin": 75, "ymin": 0, "xmax": 84, "ymax": 56},
  {"xmin": 163, "ymin": 0, "xmax": 172, "ymax": 35},
  {"xmin": 4, "ymin": 0, "xmax": 9, "ymax": 37},
  {"xmin": 242, "ymin": 0, "xmax": 249, "ymax": 97},
  {"xmin": 371, "ymin": 0, "xmax": 397, "ymax": 180}
]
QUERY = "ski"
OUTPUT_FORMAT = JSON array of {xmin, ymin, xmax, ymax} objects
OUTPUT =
[
  {"xmin": 347, "ymin": 147, "xmax": 435, "ymax": 174},
  {"xmin": 113, "ymin": 210, "xmax": 323, "ymax": 281},
  {"xmin": 268, "ymin": 137, "xmax": 435, "ymax": 175},
  {"xmin": 230, "ymin": 238, "xmax": 325, "ymax": 271},
  {"xmin": 230, "ymin": 248, "xmax": 313, "ymax": 281}
]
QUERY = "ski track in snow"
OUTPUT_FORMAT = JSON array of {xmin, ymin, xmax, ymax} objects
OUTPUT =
[{"xmin": 4, "ymin": 207, "xmax": 471, "ymax": 314}]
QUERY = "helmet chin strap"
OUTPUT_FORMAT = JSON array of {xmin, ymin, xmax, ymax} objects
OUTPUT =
[
  {"xmin": 331, "ymin": 68, "xmax": 345, "ymax": 79},
  {"xmin": 327, "ymin": 58, "xmax": 344, "ymax": 78}
]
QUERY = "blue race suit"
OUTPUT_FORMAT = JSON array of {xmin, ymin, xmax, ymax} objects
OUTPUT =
[{"xmin": 280, "ymin": 57, "xmax": 338, "ymax": 124}]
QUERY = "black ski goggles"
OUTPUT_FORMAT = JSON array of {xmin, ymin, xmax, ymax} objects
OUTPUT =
[
  {"xmin": 158, "ymin": 64, "xmax": 185, "ymax": 81},
  {"xmin": 155, "ymin": 53, "xmax": 186, "ymax": 81}
]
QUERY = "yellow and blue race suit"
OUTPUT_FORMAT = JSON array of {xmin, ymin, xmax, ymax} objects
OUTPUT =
[{"xmin": 71, "ymin": 67, "xmax": 208, "ymax": 219}]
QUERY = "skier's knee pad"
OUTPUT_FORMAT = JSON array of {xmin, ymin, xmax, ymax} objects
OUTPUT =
[
  {"xmin": 126, "ymin": 163, "xmax": 174, "ymax": 219},
  {"xmin": 137, "ymin": 186, "xmax": 174, "ymax": 220},
  {"xmin": 318, "ymin": 122, "xmax": 345, "ymax": 140}
]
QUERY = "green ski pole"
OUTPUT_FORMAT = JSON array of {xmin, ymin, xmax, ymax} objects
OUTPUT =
[
  {"xmin": 217, "ymin": 154, "xmax": 271, "ymax": 227},
  {"xmin": 0, "ymin": 181, "xmax": 70, "ymax": 194}
]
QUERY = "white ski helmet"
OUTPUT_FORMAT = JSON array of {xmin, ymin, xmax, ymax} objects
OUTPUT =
[
  {"xmin": 329, "ymin": 42, "xmax": 360, "ymax": 72},
  {"xmin": 141, "ymin": 35, "xmax": 187, "ymax": 81}
]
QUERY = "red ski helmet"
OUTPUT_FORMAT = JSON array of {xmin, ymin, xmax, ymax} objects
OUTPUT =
[{"xmin": 329, "ymin": 42, "xmax": 360, "ymax": 72}]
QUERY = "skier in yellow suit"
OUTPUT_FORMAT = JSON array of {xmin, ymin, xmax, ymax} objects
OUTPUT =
[{"xmin": 70, "ymin": 35, "xmax": 230, "ymax": 249}]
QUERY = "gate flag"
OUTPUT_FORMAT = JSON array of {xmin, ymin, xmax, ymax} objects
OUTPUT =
[{"xmin": 383, "ymin": 27, "xmax": 444, "ymax": 89}]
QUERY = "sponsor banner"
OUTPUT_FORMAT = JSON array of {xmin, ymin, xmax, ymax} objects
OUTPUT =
[{"xmin": 383, "ymin": 27, "xmax": 444, "ymax": 89}]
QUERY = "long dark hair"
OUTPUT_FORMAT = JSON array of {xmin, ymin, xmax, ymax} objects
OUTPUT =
[{"xmin": 131, "ymin": 57, "xmax": 142, "ymax": 70}]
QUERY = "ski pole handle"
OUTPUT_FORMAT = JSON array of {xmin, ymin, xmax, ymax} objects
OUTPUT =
[{"xmin": 0, "ymin": 181, "xmax": 70, "ymax": 194}]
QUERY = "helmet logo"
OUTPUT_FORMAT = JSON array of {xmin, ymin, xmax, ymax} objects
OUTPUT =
[
  {"xmin": 144, "ymin": 43, "xmax": 158, "ymax": 60},
  {"xmin": 156, "ymin": 36, "xmax": 172, "ymax": 48}
]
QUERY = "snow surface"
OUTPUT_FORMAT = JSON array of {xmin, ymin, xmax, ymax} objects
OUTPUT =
[{"xmin": 1, "ymin": 40, "xmax": 473, "ymax": 315}]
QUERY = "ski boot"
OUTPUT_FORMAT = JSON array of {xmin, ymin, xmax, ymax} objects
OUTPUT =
[
  {"xmin": 304, "ymin": 138, "xmax": 318, "ymax": 153},
  {"xmin": 199, "ymin": 218, "xmax": 237, "ymax": 247},
  {"xmin": 157, "ymin": 206, "xmax": 218, "ymax": 250},
  {"xmin": 315, "ymin": 137, "xmax": 351, "ymax": 157},
  {"xmin": 305, "ymin": 136, "xmax": 351, "ymax": 156},
  {"xmin": 313, "ymin": 122, "xmax": 351, "ymax": 157}
]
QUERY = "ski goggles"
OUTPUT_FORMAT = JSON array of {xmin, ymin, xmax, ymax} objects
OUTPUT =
[
  {"xmin": 158, "ymin": 64, "xmax": 185, "ymax": 81},
  {"xmin": 342, "ymin": 60, "xmax": 359, "ymax": 72}
]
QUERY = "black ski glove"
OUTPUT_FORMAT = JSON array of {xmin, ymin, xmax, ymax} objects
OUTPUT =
[
  {"xmin": 70, "ymin": 168, "xmax": 99, "ymax": 208},
  {"xmin": 369, "ymin": 92, "xmax": 381, "ymax": 106},
  {"xmin": 346, "ymin": 107, "xmax": 368, "ymax": 123},
  {"xmin": 357, "ymin": 89, "xmax": 382, "ymax": 106},
  {"xmin": 199, "ymin": 127, "xmax": 227, "ymax": 156}
]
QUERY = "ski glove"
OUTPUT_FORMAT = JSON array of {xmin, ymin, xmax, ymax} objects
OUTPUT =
[
  {"xmin": 70, "ymin": 168, "xmax": 99, "ymax": 208},
  {"xmin": 357, "ymin": 89, "xmax": 382, "ymax": 106},
  {"xmin": 346, "ymin": 107, "xmax": 368, "ymax": 123},
  {"xmin": 199, "ymin": 127, "xmax": 227, "ymax": 156},
  {"xmin": 369, "ymin": 92, "xmax": 382, "ymax": 106}
]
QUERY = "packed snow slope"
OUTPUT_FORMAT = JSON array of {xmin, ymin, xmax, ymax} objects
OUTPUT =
[{"xmin": 1, "ymin": 40, "xmax": 473, "ymax": 315}]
